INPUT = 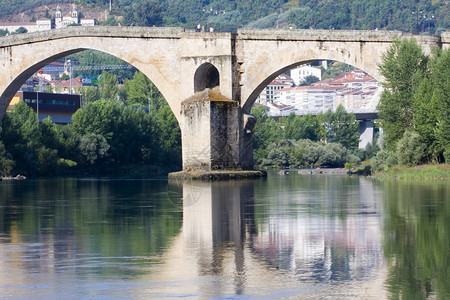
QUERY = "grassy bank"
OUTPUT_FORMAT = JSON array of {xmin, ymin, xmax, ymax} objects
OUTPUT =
[{"xmin": 374, "ymin": 164, "xmax": 450, "ymax": 181}]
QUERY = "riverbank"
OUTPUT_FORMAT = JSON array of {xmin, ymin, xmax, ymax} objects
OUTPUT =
[{"xmin": 374, "ymin": 164, "xmax": 450, "ymax": 181}]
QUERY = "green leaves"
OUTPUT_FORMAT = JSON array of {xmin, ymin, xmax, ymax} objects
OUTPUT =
[
  {"xmin": 319, "ymin": 105, "xmax": 359, "ymax": 150},
  {"xmin": 378, "ymin": 39, "xmax": 428, "ymax": 151},
  {"xmin": 98, "ymin": 71, "xmax": 119, "ymax": 101},
  {"xmin": 79, "ymin": 133, "xmax": 110, "ymax": 165},
  {"xmin": 251, "ymin": 104, "xmax": 360, "ymax": 167},
  {"xmin": 377, "ymin": 39, "xmax": 450, "ymax": 164}
]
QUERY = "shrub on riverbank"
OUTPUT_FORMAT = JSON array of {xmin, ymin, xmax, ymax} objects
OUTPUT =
[{"xmin": 260, "ymin": 139, "xmax": 361, "ymax": 169}]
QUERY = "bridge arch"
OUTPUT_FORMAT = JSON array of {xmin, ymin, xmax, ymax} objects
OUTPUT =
[
  {"xmin": 0, "ymin": 27, "xmax": 186, "ymax": 123},
  {"xmin": 236, "ymin": 29, "xmax": 441, "ymax": 113},
  {"xmin": 241, "ymin": 53, "xmax": 383, "ymax": 114}
]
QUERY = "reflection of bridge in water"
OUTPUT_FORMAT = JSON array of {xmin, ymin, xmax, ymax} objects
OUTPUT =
[{"xmin": 137, "ymin": 177, "xmax": 387, "ymax": 298}]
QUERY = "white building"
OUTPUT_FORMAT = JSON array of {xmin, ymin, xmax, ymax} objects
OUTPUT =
[
  {"xmin": 266, "ymin": 102, "xmax": 297, "ymax": 116},
  {"xmin": 36, "ymin": 18, "xmax": 52, "ymax": 31},
  {"xmin": 80, "ymin": 18, "xmax": 96, "ymax": 27},
  {"xmin": 0, "ymin": 22, "xmax": 38, "ymax": 33},
  {"xmin": 276, "ymin": 86, "xmax": 340, "ymax": 114},
  {"xmin": 257, "ymin": 74, "xmax": 294, "ymax": 105},
  {"xmin": 272, "ymin": 69, "xmax": 380, "ymax": 114},
  {"xmin": 290, "ymin": 65, "xmax": 322, "ymax": 86}
]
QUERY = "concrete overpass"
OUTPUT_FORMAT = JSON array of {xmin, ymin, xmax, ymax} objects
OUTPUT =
[{"xmin": 1, "ymin": 26, "xmax": 448, "ymax": 170}]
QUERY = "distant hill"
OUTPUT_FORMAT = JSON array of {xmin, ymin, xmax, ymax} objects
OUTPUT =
[{"xmin": 0, "ymin": 0, "xmax": 448, "ymax": 34}]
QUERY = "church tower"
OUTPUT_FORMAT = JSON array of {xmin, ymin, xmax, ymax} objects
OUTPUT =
[
  {"xmin": 71, "ymin": 4, "xmax": 79, "ymax": 24},
  {"xmin": 55, "ymin": 5, "xmax": 62, "ymax": 28}
]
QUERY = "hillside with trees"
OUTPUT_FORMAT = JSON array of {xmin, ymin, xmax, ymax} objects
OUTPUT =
[{"xmin": 0, "ymin": 0, "xmax": 448, "ymax": 34}]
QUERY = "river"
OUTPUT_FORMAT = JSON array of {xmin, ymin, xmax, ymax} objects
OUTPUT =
[{"xmin": 0, "ymin": 173, "xmax": 449, "ymax": 299}]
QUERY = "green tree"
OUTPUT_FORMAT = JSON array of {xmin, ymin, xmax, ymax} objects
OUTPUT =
[
  {"xmin": 396, "ymin": 130, "xmax": 426, "ymax": 166},
  {"xmin": 299, "ymin": 75, "xmax": 320, "ymax": 86},
  {"xmin": 0, "ymin": 138, "xmax": 14, "ymax": 177},
  {"xmin": 60, "ymin": 73, "xmax": 69, "ymax": 80},
  {"xmin": 150, "ymin": 102, "xmax": 181, "ymax": 166},
  {"xmin": 123, "ymin": 0, "xmax": 164, "ymax": 26},
  {"xmin": 100, "ymin": 16, "xmax": 119, "ymax": 26},
  {"xmin": 251, "ymin": 105, "xmax": 282, "ymax": 164},
  {"xmin": 98, "ymin": 71, "xmax": 119, "ymax": 101},
  {"xmin": 320, "ymin": 105, "xmax": 359, "ymax": 150},
  {"xmin": 284, "ymin": 113, "xmax": 323, "ymax": 141},
  {"xmin": 76, "ymin": 86, "xmax": 100, "ymax": 105},
  {"xmin": 1, "ymin": 101, "xmax": 40, "ymax": 175},
  {"xmin": 39, "ymin": 117, "xmax": 62, "ymax": 151},
  {"xmin": 413, "ymin": 77, "xmax": 440, "ymax": 161},
  {"xmin": 14, "ymin": 26, "xmax": 27, "ymax": 34},
  {"xmin": 72, "ymin": 100, "xmax": 159, "ymax": 166},
  {"xmin": 321, "ymin": 62, "xmax": 355, "ymax": 80},
  {"xmin": 377, "ymin": 38, "xmax": 428, "ymax": 150},
  {"xmin": 79, "ymin": 133, "xmax": 110, "ymax": 165},
  {"xmin": 122, "ymin": 71, "xmax": 160, "ymax": 107},
  {"xmin": 429, "ymin": 48, "xmax": 450, "ymax": 162}
]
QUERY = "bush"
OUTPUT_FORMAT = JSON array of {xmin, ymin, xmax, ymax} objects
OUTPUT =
[
  {"xmin": 371, "ymin": 149, "xmax": 397, "ymax": 172},
  {"xmin": 444, "ymin": 149, "xmax": 450, "ymax": 164},
  {"xmin": 396, "ymin": 130, "xmax": 426, "ymax": 166}
]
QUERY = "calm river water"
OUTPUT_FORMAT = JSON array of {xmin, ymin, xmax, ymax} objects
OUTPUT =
[{"xmin": 0, "ymin": 173, "xmax": 449, "ymax": 299}]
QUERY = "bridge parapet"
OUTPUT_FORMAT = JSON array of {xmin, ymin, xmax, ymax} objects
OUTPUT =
[
  {"xmin": 236, "ymin": 28, "xmax": 442, "ymax": 43},
  {"xmin": 441, "ymin": 31, "xmax": 450, "ymax": 49},
  {"xmin": 0, "ymin": 26, "xmax": 236, "ymax": 48}
]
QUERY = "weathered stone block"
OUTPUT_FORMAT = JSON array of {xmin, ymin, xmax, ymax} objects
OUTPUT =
[{"xmin": 181, "ymin": 89, "xmax": 240, "ymax": 171}]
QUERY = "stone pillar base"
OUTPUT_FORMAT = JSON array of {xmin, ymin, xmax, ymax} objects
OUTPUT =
[{"xmin": 181, "ymin": 89, "xmax": 240, "ymax": 171}]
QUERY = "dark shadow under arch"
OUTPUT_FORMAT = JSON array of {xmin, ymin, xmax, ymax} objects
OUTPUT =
[{"xmin": 194, "ymin": 63, "xmax": 219, "ymax": 92}]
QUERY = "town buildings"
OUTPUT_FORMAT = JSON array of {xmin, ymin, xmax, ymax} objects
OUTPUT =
[
  {"xmin": 258, "ymin": 67, "xmax": 380, "ymax": 116},
  {"xmin": 0, "ymin": 5, "xmax": 96, "ymax": 34},
  {"xmin": 9, "ymin": 91, "xmax": 82, "ymax": 124},
  {"xmin": 257, "ymin": 74, "xmax": 294, "ymax": 105}
]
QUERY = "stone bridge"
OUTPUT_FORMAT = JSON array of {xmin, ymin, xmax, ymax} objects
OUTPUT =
[{"xmin": 0, "ymin": 26, "xmax": 448, "ymax": 170}]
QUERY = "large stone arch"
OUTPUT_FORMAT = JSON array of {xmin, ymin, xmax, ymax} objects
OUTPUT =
[
  {"xmin": 236, "ymin": 29, "xmax": 440, "ymax": 112},
  {"xmin": 0, "ymin": 27, "xmax": 185, "ymax": 123}
]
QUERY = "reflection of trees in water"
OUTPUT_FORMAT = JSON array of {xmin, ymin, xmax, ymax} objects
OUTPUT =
[
  {"xmin": 0, "ymin": 178, "xmax": 182, "ymax": 278},
  {"xmin": 383, "ymin": 181, "xmax": 450, "ymax": 299}
]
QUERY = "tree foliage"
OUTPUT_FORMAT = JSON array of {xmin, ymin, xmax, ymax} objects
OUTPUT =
[
  {"xmin": 319, "ymin": 105, "xmax": 360, "ymax": 150},
  {"xmin": 378, "ymin": 39, "xmax": 428, "ymax": 151},
  {"xmin": 251, "ymin": 105, "xmax": 362, "ymax": 168},
  {"xmin": 1, "ymin": 71, "xmax": 181, "ymax": 177},
  {"xmin": 374, "ymin": 39, "xmax": 450, "ymax": 170},
  {"xmin": 1, "ymin": 101, "xmax": 40, "ymax": 175}
]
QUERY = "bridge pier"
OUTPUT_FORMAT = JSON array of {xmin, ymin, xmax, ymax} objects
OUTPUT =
[
  {"xmin": 180, "ymin": 89, "xmax": 254, "ymax": 172},
  {"xmin": 358, "ymin": 119, "xmax": 374, "ymax": 149}
]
